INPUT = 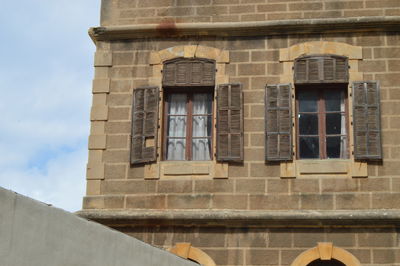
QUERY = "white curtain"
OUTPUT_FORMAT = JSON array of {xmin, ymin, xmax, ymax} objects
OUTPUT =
[
  {"xmin": 192, "ymin": 94, "xmax": 212, "ymax": 160},
  {"xmin": 167, "ymin": 94, "xmax": 187, "ymax": 160},
  {"xmin": 340, "ymin": 91, "xmax": 347, "ymax": 158}
]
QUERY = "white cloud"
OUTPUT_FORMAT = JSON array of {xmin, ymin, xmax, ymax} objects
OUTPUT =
[
  {"xmin": 0, "ymin": 146, "xmax": 87, "ymax": 212},
  {"xmin": 0, "ymin": 0, "xmax": 100, "ymax": 212}
]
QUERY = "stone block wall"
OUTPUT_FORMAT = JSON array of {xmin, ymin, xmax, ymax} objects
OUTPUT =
[
  {"xmin": 83, "ymin": 32, "xmax": 400, "ymax": 211},
  {"xmin": 115, "ymin": 225, "xmax": 400, "ymax": 266},
  {"xmin": 100, "ymin": 0, "xmax": 400, "ymax": 25}
]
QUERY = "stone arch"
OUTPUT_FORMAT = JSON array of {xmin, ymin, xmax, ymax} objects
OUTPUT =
[
  {"xmin": 150, "ymin": 45, "xmax": 229, "ymax": 64},
  {"xmin": 279, "ymin": 41, "xmax": 363, "ymax": 84},
  {"xmin": 169, "ymin": 243, "xmax": 216, "ymax": 266},
  {"xmin": 291, "ymin": 243, "xmax": 361, "ymax": 266},
  {"xmin": 280, "ymin": 41, "xmax": 362, "ymax": 62}
]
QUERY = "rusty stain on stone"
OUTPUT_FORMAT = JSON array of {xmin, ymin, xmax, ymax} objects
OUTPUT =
[{"xmin": 156, "ymin": 19, "xmax": 178, "ymax": 36}]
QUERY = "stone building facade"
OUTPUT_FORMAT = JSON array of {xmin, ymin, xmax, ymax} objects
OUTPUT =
[{"xmin": 78, "ymin": 1, "xmax": 400, "ymax": 265}]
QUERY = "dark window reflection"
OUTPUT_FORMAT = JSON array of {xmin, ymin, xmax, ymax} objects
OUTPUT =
[
  {"xmin": 326, "ymin": 113, "xmax": 342, "ymax": 134},
  {"xmin": 325, "ymin": 90, "xmax": 342, "ymax": 111},
  {"xmin": 299, "ymin": 114, "xmax": 318, "ymax": 135},
  {"xmin": 298, "ymin": 90, "xmax": 318, "ymax": 112},
  {"xmin": 299, "ymin": 137, "xmax": 319, "ymax": 158},
  {"xmin": 326, "ymin": 136, "xmax": 341, "ymax": 158}
]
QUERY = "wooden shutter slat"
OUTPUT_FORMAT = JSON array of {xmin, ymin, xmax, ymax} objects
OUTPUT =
[
  {"xmin": 265, "ymin": 84, "xmax": 293, "ymax": 161},
  {"xmin": 131, "ymin": 86, "xmax": 159, "ymax": 164},
  {"xmin": 352, "ymin": 81, "xmax": 382, "ymax": 160},
  {"xmin": 294, "ymin": 55, "xmax": 349, "ymax": 84},
  {"xmin": 162, "ymin": 58, "xmax": 215, "ymax": 87},
  {"xmin": 217, "ymin": 83, "xmax": 243, "ymax": 162}
]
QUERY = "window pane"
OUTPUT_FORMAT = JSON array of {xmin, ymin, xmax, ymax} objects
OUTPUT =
[
  {"xmin": 193, "ymin": 116, "xmax": 212, "ymax": 137},
  {"xmin": 168, "ymin": 94, "xmax": 187, "ymax": 115},
  {"xmin": 299, "ymin": 114, "xmax": 318, "ymax": 135},
  {"xmin": 193, "ymin": 93, "xmax": 212, "ymax": 114},
  {"xmin": 299, "ymin": 137, "xmax": 319, "ymax": 159},
  {"xmin": 298, "ymin": 90, "xmax": 318, "ymax": 112},
  {"xmin": 326, "ymin": 113, "xmax": 342, "ymax": 134},
  {"xmin": 325, "ymin": 90, "xmax": 345, "ymax": 112},
  {"xmin": 326, "ymin": 136, "xmax": 347, "ymax": 158},
  {"xmin": 192, "ymin": 138, "xmax": 211, "ymax": 161},
  {"xmin": 167, "ymin": 139, "xmax": 186, "ymax": 160},
  {"xmin": 167, "ymin": 116, "xmax": 187, "ymax": 137}
]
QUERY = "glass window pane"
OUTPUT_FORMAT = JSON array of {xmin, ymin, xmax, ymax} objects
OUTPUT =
[
  {"xmin": 299, "ymin": 114, "xmax": 318, "ymax": 135},
  {"xmin": 193, "ymin": 116, "xmax": 212, "ymax": 137},
  {"xmin": 168, "ymin": 94, "xmax": 187, "ymax": 115},
  {"xmin": 193, "ymin": 93, "xmax": 212, "ymax": 114},
  {"xmin": 298, "ymin": 90, "xmax": 318, "ymax": 112},
  {"xmin": 192, "ymin": 138, "xmax": 211, "ymax": 161},
  {"xmin": 166, "ymin": 139, "xmax": 186, "ymax": 160},
  {"xmin": 326, "ymin": 113, "xmax": 342, "ymax": 134},
  {"xmin": 167, "ymin": 116, "xmax": 186, "ymax": 137},
  {"xmin": 299, "ymin": 137, "xmax": 319, "ymax": 159},
  {"xmin": 325, "ymin": 90, "xmax": 345, "ymax": 112},
  {"xmin": 326, "ymin": 136, "xmax": 347, "ymax": 158}
]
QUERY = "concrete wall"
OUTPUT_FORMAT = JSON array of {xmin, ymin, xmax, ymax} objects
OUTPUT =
[{"xmin": 0, "ymin": 187, "xmax": 197, "ymax": 266}]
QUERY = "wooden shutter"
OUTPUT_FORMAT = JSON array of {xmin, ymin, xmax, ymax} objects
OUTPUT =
[
  {"xmin": 217, "ymin": 83, "xmax": 243, "ymax": 162},
  {"xmin": 352, "ymin": 81, "xmax": 382, "ymax": 160},
  {"xmin": 294, "ymin": 55, "xmax": 349, "ymax": 84},
  {"xmin": 162, "ymin": 58, "xmax": 215, "ymax": 87},
  {"xmin": 130, "ymin": 87, "xmax": 159, "ymax": 164},
  {"xmin": 265, "ymin": 84, "xmax": 293, "ymax": 161}
]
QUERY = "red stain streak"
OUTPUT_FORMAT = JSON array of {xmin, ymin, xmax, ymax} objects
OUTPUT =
[{"xmin": 156, "ymin": 20, "xmax": 178, "ymax": 36}]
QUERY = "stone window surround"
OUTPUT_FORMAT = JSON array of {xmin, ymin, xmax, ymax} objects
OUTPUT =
[
  {"xmin": 291, "ymin": 242, "xmax": 361, "ymax": 266},
  {"xmin": 145, "ymin": 45, "xmax": 230, "ymax": 179},
  {"xmin": 169, "ymin": 243, "xmax": 216, "ymax": 266},
  {"xmin": 279, "ymin": 41, "xmax": 368, "ymax": 179}
]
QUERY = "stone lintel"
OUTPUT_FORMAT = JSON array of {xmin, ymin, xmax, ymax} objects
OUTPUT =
[
  {"xmin": 77, "ymin": 209, "xmax": 400, "ymax": 227},
  {"xmin": 89, "ymin": 16, "xmax": 400, "ymax": 42}
]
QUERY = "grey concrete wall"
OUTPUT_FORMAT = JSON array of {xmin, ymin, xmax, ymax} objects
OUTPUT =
[{"xmin": 0, "ymin": 187, "xmax": 197, "ymax": 266}]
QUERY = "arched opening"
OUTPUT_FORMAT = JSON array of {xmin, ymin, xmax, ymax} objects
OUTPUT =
[
  {"xmin": 291, "ymin": 243, "xmax": 361, "ymax": 266},
  {"xmin": 307, "ymin": 258, "xmax": 346, "ymax": 266}
]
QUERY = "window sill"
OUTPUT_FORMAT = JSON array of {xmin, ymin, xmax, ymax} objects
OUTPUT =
[
  {"xmin": 143, "ymin": 160, "xmax": 228, "ymax": 179},
  {"xmin": 280, "ymin": 159, "xmax": 367, "ymax": 178}
]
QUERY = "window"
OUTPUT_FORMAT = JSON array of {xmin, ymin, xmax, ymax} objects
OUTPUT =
[
  {"xmin": 265, "ymin": 54, "xmax": 382, "ymax": 162},
  {"xmin": 129, "ymin": 57, "xmax": 243, "ymax": 165},
  {"xmin": 296, "ymin": 85, "xmax": 348, "ymax": 159},
  {"xmin": 164, "ymin": 90, "xmax": 213, "ymax": 161}
]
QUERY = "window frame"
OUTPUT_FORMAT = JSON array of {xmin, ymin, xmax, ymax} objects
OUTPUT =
[
  {"xmin": 162, "ymin": 86, "xmax": 215, "ymax": 161},
  {"xmin": 295, "ymin": 84, "xmax": 350, "ymax": 160}
]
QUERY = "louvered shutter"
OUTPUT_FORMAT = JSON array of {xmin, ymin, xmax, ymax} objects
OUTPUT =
[
  {"xmin": 217, "ymin": 83, "xmax": 243, "ymax": 162},
  {"xmin": 130, "ymin": 87, "xmax": 159, "ymax": 164},
  {"xmin": 352, "ymin": 81, "xmax": 382, "ymax": 160},
  {"xmin": 294, "ymin": 55, "xmax": 349, "ymax": 84},
  {"xmin": 162, "ymin": 58, "xmax": 215, "ymax": 87},
  {"xmin": 265, "ymin": 84, "xmax": 293, "ymax": 161}
]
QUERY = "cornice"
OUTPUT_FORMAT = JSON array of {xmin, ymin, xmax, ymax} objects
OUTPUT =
[
  {"xmin": 89, "ymin": 16, "xmax": 400, "ymax": 42},
  {"xmin": 77, "ymin": 209, "xmax": 400, "ymax": 227}
]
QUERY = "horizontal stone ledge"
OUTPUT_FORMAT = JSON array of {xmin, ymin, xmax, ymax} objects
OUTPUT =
[
  {"xmin": 89, "ymin": 16, "xmax": 400, "ymax": 41},
  {"xmin": 77, "ymin": 209, "xmax": 400, "ymax": 227}
]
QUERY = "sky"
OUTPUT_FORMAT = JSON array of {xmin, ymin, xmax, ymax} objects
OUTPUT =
[{"xmin": 0, "ymin": 1, "xmax": 101, "ymax": 212}]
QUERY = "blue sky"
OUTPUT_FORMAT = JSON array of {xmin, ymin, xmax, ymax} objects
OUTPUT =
[{"xmin": 0, "ymin": 1, "xmax": 101, "ymax": 211}]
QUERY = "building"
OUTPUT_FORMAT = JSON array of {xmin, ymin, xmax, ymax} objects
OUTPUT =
[{"xmin": 78, "ymin": 1, "xmax": 400, "ymax": 265}]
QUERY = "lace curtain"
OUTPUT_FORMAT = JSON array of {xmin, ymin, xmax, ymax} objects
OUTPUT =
[{"xmin": 166, "ymin": 93, "xmax": 212, "ymax": 160}]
